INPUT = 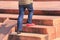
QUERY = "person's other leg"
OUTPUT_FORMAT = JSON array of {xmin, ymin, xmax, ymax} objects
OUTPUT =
[
  {"xmin": 17, "ymin": 5, "xmax": 25, "ymax": 33},
  {"xmin": 26, "ymin": 4, "xmax": 35, "ymax": 26}
]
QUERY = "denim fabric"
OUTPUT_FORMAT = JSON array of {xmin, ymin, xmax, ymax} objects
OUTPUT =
[{"xmin": 17, "ymin": 4, "xmax": 34, "ymax": 31}]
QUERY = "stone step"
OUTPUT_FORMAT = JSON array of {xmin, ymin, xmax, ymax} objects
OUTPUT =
[
  {"xmin": 0, "ymin": 1, "xmax": 60, "ymax": 10},
  {"xmin": 3, "ymin": 20, "xmax": 56, "ymax": 40},
  {"xmin": 0, "ymin": 14, "xmax": 60, "ymax": 26},
  {"xmin": 23, "ymin": 16, "xmax": 60, "ymax": 26},
  {"xmin": 0, "ymin": 10, "xmax": 60, "ymax": 16},
  {"xmin": 0, "ymin": 1, "xmax": 60, "ymax": 16},
  {"xmin": 0, "ymin": 17, "xmax": 56, "ymax": 40},
  {"xmin": 0, "ymin": 1, "xmax": 60, "ymax": 15},
  {"xmin": 15, "ymin": 25, "xmax": 56, "ymax": 40},
  {"xmin": 8, "ymin": 32, "xmax": 48, "ymax": 40}
]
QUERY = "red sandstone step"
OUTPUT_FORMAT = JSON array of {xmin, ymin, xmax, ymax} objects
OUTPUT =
[
  {"xmin": 15, "ymin": 25, "xmax": 56, "ymax": 40},
  {"xmin": 21, "ymin": 25, "xmax": 56, "ymax": 34},
  {"xmin": 23, "ymin": 25, "xmax": 56, "ymax": 40},
  {"xmin": 0, "ymin": 20, "xmax": 55, "ymax": 38},
  {"xmin": 0, "ymin": 17, "xmax": 55, "ymax": 38},
  {"xmin": 0, "ymin": 1, "xmax": 60, "ymax": 15},
  {"xmin": 23, "ymin": 15, "xmax": 60, "ymax": 26},
  {"xmin": 8, "ymin": 32, "xmax": 48, "ymax": 40},
  {"xmin": 0, "ymin": 1, "xmax": 60, "ymax": 10},
  {"xmin": 0, "ymin": 9, "xmax": 60, "ymax": 15},
  {"xmin": 0, "ymin": 14, "xmax": 60, "ymax": 26},
  {"xmin": 2, "ymin": 19, "xmax": 56, "ymax": 40}
]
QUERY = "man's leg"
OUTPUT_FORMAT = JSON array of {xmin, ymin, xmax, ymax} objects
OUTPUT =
[
  {"xmin": 26, "ymin": 4, "xmax": 35, "ymax": 26},
  {"xmin": 17, "ymin": 5, "xmax": 25, "ymax": 33}
]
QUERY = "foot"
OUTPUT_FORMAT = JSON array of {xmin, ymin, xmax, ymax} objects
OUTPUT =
[
  {"xmin": 17, "ymin": 31, "xmax": 21, "ymax": 34},
  {"xmin": 26, "ymin": 23, "xmax": 35, "ymax": 27}
]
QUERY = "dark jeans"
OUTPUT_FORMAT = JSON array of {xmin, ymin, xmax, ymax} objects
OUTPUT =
[{"xmin": 17, "ymin": 3, "xmax": 34, "ymax": 31}]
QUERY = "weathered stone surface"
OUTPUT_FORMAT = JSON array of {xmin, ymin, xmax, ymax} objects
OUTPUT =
[
  {"xmin": 0, "ymin": 9, "xmax": 60, "ymax": 16},
  {"xmin": 0, "ymin": 14, "xmax": 60, "ymax": 26},
  {"xmin": 15, "ymin": 25, "xmax": 56, "ymax": 40}
]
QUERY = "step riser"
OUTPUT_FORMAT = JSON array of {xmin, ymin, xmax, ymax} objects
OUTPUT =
[
  {"xmin": 23, "ymin": 19, "xmax": 53, "ymax": 26},
  {"xmin": 10, "ymin": 18, "xmax": 53, "ymax": 26},
  {"xmin": 0, "ymin": 9, "xmax": 60, "ymax": 16},
  {"xmin": 10, "ymin": 17, "xmax": 60, "ymax": 26},
  {"xmin": 0, "ymin": 17, "xmax": 59, "ymax": 26}
]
